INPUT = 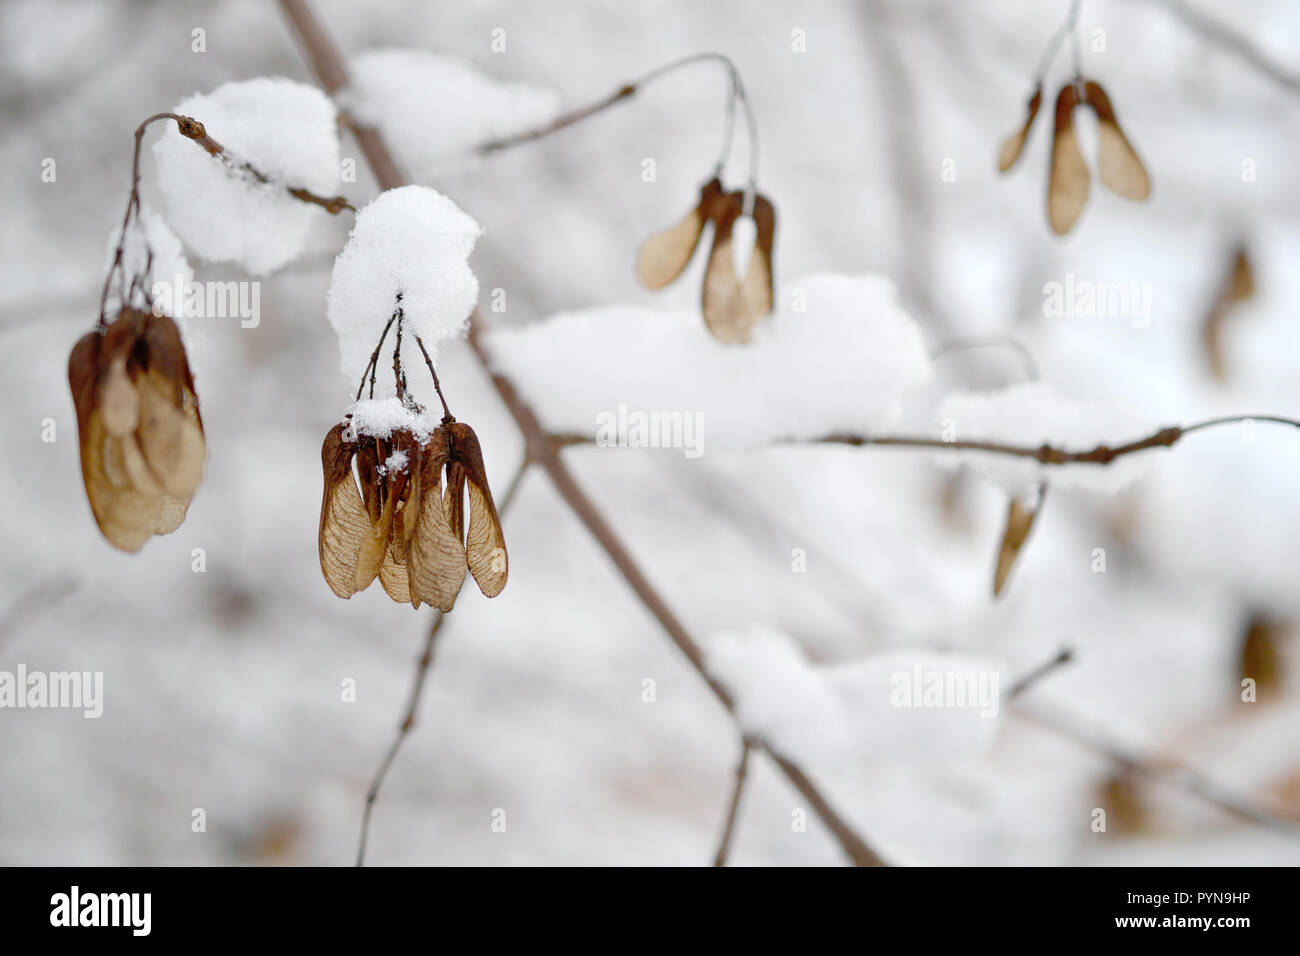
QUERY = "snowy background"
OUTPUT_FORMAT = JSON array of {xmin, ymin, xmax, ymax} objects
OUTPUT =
[{"xmin": 2, "ymin": 0, "xmax": 1300, "ymax": 865}]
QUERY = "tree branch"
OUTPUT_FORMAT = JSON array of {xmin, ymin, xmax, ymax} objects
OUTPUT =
[
  {"xmin": 809, "ymin": 414, "xmax": 1300, "ymax": 466},
  {"xmin": 1008, "ymin": 646, "xmax": 1075, "ymax": 698},
  {"xmin": 99, "ymin": 110, "xmax": 353, "ymax": 326},
  {"xmin": 475, "ymin": 51, "xmax": 758, "ymax": 184},
  {"xmin": 1134, "ymin": 0, "xmax": 1300, "ymax": 96},
  {"xmin": 713, "ymin": 738, "xmax": 752, "ymax": 867},
  {"xmin": 1016, "ymin": 704, "xmax": 1300, "ymax": 834},
  {"xmin": 354, "ymin": 461, "xmax": 531, "ymax": 866},
  {"xmin": 354, "ymin": 606, "xmax": 447, "ymax": 867},
  {"xmin": 478, "ymin": 83, "xmax": 637, "ymax": 154},
  {"xmin": 277, "ymin": 0, "xmax": 885, "ymax": 867}
]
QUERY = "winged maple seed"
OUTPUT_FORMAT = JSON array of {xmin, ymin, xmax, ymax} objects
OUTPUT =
[
  {"xmin": 636, "ymin": 176, "xmax": 776, "ymax": 344},
  {"xmin": 67, "ymin": 307, "xmax": 206, "ymax": 552},
  {"xmin": 999, "ymin": 79, "xmax": 1150, "ymax": 235},
  {"xmin": 1081, "ymin": 81, "xmax": 1151, "ymax": 204},
  {"xmin": 997, "ymin": 85, "xmax": 1043, "ymax": 173},
  {"xmin": 992, "ymin": 484, "xmax": 1046, "ymax": 598},
  {"xmin": 319, "ymin": 416, "xmax": 507, "ymax": 611},
  {"xmin": 1203, "ymin": 245, "xmax": 1256, "ymax": 382},
  {"xmin": 1047, "ymin": 82, "xmax": 1091, "ymax": 236}
]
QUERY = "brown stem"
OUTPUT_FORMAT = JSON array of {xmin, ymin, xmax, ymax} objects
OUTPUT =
[
  {"xmin": 713, "ymin": 739, "xmax": 752, "ymax": 866},
  {"xmin": 175, "ymin": 113, "xmax": 356, "ymax": 214},
  {"xmin": 98, "ymin": 113, "xmax": 184, "ymax": 326},
  {"xmin": 414, "ymin": 334, "xmax": 454, "ymax": 423},
  {"xmin": 551, "ymin": 415, "xmax": 1298, "ymax": 466},
  {"xmin": 816, "ymin": 426, "xmax": 1186, "ymax": 464},
  {"xmin": 1135, "ymin": 0, "xmax": 1300, "ymax": 95},
  {"xmin": 1016, "ymin": 704, "xmax": 1300, "ymax": 833},
  {"xmin": 354, "ymin": 461, "xmax": 531, "ymax": 867},
  {"xmin": 478, "ymin": 83, "xmax": 637, "ymax": 153},
  {"xmin": 1008, "ymin": 646, "xmax": 1074, "ymax": 698},
  {"xmin": 354, "ymin": 608, "xmax": 447, "ymax": 867},
  {"xmin": 278, "ymin": 0, "xmax": 884, "ymax": 867},
  {"xmin": 812, "ymin": 415, "xmax": 1300, "ymax": 465},
  {"xmin": 391, "ymin": 306, "xmax": 405, "ymax": 401},
  {"xmin": 476, "ymin": 50, "xmax": 757, "ymax": 185},
  {"xmin": 1033, "ymin": 0, "xmax": 1083, "ymax": 85},
  {"xmin": 355, "ymin": 307, "xmax": 399, "ymax": 401},
  {"xmin": 98, "ymin": 110, "xmax": 354, "ymax": 329}
]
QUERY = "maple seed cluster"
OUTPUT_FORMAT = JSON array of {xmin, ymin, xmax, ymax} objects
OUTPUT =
[
  {"xmin": 998, "ymin": 79, "xmax": 1150, "ymax": 235},
  {"xmin": 318, "ymin": 303, "xmax": 508, "ymax": 612},
  {"xmin": 68, "ymin": 308, "xmax": 206, "ymax": 553},
  {"xmin": 992, "ymin": 483, "xmax": 1046, "ymax": 598},
  {"xmin": 637, "ymin": 177, "xmax": 776, "ymax": 344},
  {"xmin": 319, "ymin": 417, "xmax": 507, "ymax": 612}
]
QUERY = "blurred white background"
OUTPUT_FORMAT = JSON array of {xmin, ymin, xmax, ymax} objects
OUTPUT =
[{"xmin": 1, "ymin": 0, "xmax": 1299, "ymax": 865}]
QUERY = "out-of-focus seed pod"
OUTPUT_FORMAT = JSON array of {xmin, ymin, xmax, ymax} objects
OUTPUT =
[
  {"xmin": 997, "ymin": 86, "xmax": 1043, "ymax": 173},
  {"xmin": 993, "ymin": 484, "xmax": 1046, "ymax": 597},
  {"xmin": 1048, "ymin": 83, "xmax": 1090, "ymax": 236},
  {"xmin": 635, "ymin": 178, "xmax": 723, "ymax": 290},
  {"xmin": 1083, "ymin": 81, "xmax": 1151, "ymax": 202},
  {"xmin": 1203, "ymin": 245, "xmax": 1255, "ymax": 382},
  {"xmin": 637, "ymin": 177, "xmax": 778, "ymax": 344}
]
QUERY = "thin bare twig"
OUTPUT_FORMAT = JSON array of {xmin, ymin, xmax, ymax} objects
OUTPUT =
[
  {"xmin": 551, "ymin": 414, "xmax": 1300, "ymax": 466},
  {"xmin": 98, "ymin": 111, "xmax": 353, "ymax": 328},
  {"xmin": 479, "ymin": 83, "xmax": 637, "ymax": 153},
  {"xmin": 713, "ymin": 738, "xmax": 752, "ymax": 866},
  {"xmin": 1002, "ymin": 641, "xmax": 1292, "ymax": 834},
  {"xmin": 1009, "ymin": 646, "xmax": 1075, "ymax": 698},
  {"xmin": 707, "ymin": 464, "xmax": 1297, "ymax": 837},
  {"xmin": 811, "ymin": 414, "xmax": 1300, "ymax": 466},
  {"xmin": 477, "ymin": 51, "xmax": 759, "ymax": 187},
  {"xmin": 860, "ymin": 0, "xmax": 943, "ymax": 333},
  {"xmin": 413, "ymin": 334, "xmax": 454, "ymax": 422},
  {"xmin": 98, "ymin": 112, "xmax": 179, "ymax": 326},
  {"xmin": 355, "ymin": 305, "xmax": 399, "ymax": 401},
  {"xmin": 1016, "ymin": 704, "xmax": 1300, "ymax": 834},
  {"xmin": 1034, "ymin": 0, "xmax": 1084, "ymax": 84},
  {"xmin": 278, "ymin": 0, "xmax": 884, "ymax": 867},
  {"xmin": 354, "ymin": 607, "xmax": 447, "ymax": 867},
  {"xmin": 175, "ymin": 113, "xmax": 356, "ymax": 213},
  {"xmin": 0, "ymin": 574, "xmax": 79, "ymax": 656},
  {"xmin": 1134, "ymin": 0, "xmax": 1300, "ymax": 95},
  {"xmin": 354, "ymin": 461, "xmax": 531, "ymax": 867}
]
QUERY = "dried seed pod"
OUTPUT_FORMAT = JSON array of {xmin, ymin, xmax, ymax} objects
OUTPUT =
[
  {"xmin": 318, "ymin": 417, "xmax": 507, "ymax": 611},
  {"xmin": 1097, "ymin": 772, "xmax": 1147, "ymax": 835},
  {"xmin": 635, "ymin": 178, "xmax": 723, "ymax": 290},
  {"xmin": 1239, "ymin": 613, "xmax": 1282, "ymax": 693},
  {"xmin": 1048, "ymin": 83, "xmax": 1090, "ymax": 236},
  {"xmin": 446, "ymin": 422, "xmax": 508, "ymax": 598},
  {"xmin": 701, "ymin": 190, "xmax": 748, "ymax": 343},
  {"xmin": 1203, "ymin": 245, "xmax": 1255, "ymax": 381},
  {"xmin": 997, "ymin": 86, "xmax": 1043, "ymax": 173},
  {"xmin": 318, "ymin": 424, "xmax": 374, "ymax": 598},
  {"xmin": 701, "ymin": 190, "xmax": 777, "ymax": 344},
  {"xmin": 1083, "ymin": 81, "xmax": 1150, "ymax": 201},
  {"xmin": 378, "ymin": 444, "xmax": 421, "ymax": 604},
  {"xmin": 377, "ymin": 537, "xmax": 412, "ymax": 604},
  {"xmin": 638, "ymin": 177, "xmax": 778, "ymax": 344},
  {"xmin": 748, "ymin": 193, "xmax": 777, "ymax": 318},
  {"xmin": 993, "ymin": 484, "xmax": 1046, "ymax": 597},
  {"xmin": 68, "ymin": 308, "xmax": 205, "ymax": 552},
  {"xmin": 405, "ymin": 432, "xmax": 469, "ymax": 611}
]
